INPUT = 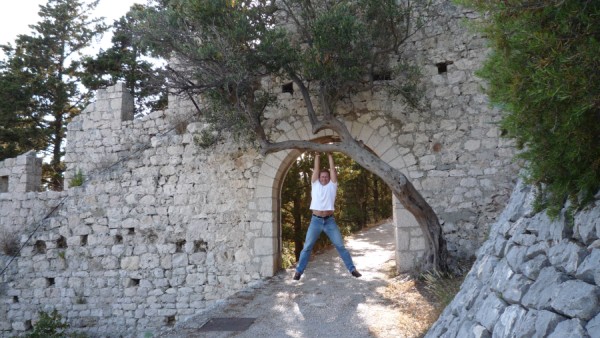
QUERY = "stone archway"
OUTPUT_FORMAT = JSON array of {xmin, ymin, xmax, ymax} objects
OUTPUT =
[{"xmin": 251, "ymin": 116, "xmax": 426, "ymax": 277}]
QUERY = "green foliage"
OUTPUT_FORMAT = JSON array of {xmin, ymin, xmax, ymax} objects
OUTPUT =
[
  {"xmin": 68, "ymin": 169, "xmax": 85, "ymax": 188},
  {"xmin": 25, "ymin": 309, "xmax": 87, "ymax": 338},
  {"xmin": 193, "ymin": 130, "xmax": 219, "ymax": 149},
  {"xmin": 457, "ymin": 0, "xmax": 600, "ymax": 217},
  {"xmin": 0, "ymin": 72, "xmax": 46, "ymax": 161},
  {"xmin": 81, "ymin": 4, "xmax": 168, "ymax": 116},
  {"xmin": 0, "ymin": 0, "xmax": 108, "ymax": 190},
  {"xmin": 137, "ymin": 0, "xmax": 430, "ymax": 135}
]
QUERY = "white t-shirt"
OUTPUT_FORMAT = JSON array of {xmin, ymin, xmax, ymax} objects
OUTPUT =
[{"xmin": 309, "ymin": 181, "xmax": 337, "ymax": 211}]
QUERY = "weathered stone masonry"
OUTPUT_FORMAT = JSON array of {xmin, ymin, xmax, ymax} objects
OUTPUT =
[
  {"xmin": 427, "ymin": 181, "xmax": 600, "ymax": 338},
  {"xmin": 1, "ymin": 3, "xmax": 519, "ymax": 336}
]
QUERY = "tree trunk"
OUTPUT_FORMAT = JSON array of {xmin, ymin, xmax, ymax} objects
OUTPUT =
[
  {"xmin": 262, "ymin": 137, "xmax": 449, "ymax": 272},
  {"xmin": 341, "ymin": 141, "xmax": 449, "ymax": 272}
]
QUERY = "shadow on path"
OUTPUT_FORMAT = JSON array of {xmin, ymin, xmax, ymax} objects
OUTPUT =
[{"xmin": 159, "ymin": 221, "xmax": 398, "ymax": 338}]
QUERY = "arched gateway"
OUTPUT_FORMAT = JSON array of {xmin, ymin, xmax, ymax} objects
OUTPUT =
[{"xmin": 252, "ymin": 116, "xmax": 426, "ymax": 277}]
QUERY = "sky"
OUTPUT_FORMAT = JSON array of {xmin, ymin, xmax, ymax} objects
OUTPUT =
[{"xmin": 0, "ymin": 0, "xmax": 148, "ymax": 56}]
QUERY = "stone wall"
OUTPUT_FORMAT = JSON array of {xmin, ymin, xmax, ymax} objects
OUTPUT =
[
  {"xmin": 427, "ymin": 180, "xmax": 600, "ymax": 337},
  {"xmin": 0, "ymin": 151, "xmax": 42, "ymax": 193},
  {"xmin": 0, "ymin": 2, "xmax": 521, "ymax": 336}
]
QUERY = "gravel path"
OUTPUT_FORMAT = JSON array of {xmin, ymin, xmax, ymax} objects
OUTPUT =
[{"xmin": 158, "ymin": 221, "xmax": 403, "ymax": 338}]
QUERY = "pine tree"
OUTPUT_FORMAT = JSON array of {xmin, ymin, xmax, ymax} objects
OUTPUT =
[
  {"xmin": 81, "ymin": 4, "xmax": 168, "ymax": 116},
  {"xmin": 0, "ymin": 0, "xmax": 107, "ymax": 189}
]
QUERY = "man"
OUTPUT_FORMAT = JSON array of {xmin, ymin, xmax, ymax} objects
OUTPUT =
[{"xmin": 293, "ymin": 152, "xmax": 362, "ymax": 280}]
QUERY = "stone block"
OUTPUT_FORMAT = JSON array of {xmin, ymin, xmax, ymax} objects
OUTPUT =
[
  {"xmin": 501, "ymin": 273, "xmax": 532, "ymax": 304},
  {"xmin": 521, "ymin": 266, "xmax": 568, "ymax": 310},
  {"xmin": 474, "ymin": 293, "xmax": 507, "ymax": 331},
  {"xmin": 550, "ymin": 280, "xmax": 599, "ymax": 320},
  {"xmin": 573, "ymin": 206, "xmax": 600, "ymax": 245},
  {"xmin": 547, "ymin": 318, "xmax": 587, "ymax": 338},
  {"xmin": 512, "ymin": 309, "xmax": 536, "ymax": 338},
  {"xmin": 521, "ymin": 254, "xmax": 550, "ymax": 280},
  {"xmin": 547, "ymin": 239, "xmax": 587, "ymax": 275},
  {"xmin": 534, "ymin": 310, "xmax": 567, "ymax": 336},
  {"xmin": 586, "ymin": 312, "xmax": 600, "ymax": 338},
  {"xmin": 492, "ymin": 305, "xmax": 527, "ymax": 338},
  {"xmin": 121, "ymin": 256, "xmax": 140, "ymax": 271},
  {"xmin": 576, "ymin": 247, "xmax": 600, "ymax": 285}
]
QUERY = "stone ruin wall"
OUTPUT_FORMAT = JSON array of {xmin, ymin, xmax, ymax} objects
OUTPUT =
[
  {"xmin": 427, "ymin": 181, "xmax": 600, "ymax": 338},
  {"xmin": 1, "ymin": 3, "xmax": 519, "ymax": 336}
]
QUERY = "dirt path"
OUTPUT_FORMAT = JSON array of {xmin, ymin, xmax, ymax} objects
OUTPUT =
[{"xmin": 158, "ymin": 222, "xmax": 439, "ymax": 338}]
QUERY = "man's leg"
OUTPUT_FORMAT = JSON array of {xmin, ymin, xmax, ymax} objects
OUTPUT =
[
  {"xmin": 295, "ymin": 216, "xmax": 324, "ymax": 277},
  {"xmin": 322, "ymin": 217, "xmax": 359, "ymax": 275}
]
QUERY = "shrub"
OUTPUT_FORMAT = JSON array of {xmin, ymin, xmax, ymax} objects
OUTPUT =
[
  {"xmin": 457, "ymin": 0, "xmax": 600, "ymax": 217},
  {"xmin": 68, "ymin": 169, "xmax": 84, "ymax": 188},
  {"xmin": 0, "ymin": 227, "xmax": 19, "ymax": 256},
  {"xmin": 25, "ymin": 310, "xmax": 87, "ymax": 338}
]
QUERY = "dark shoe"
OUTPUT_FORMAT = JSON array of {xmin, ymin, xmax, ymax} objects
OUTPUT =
[
  {"xmin": 351, "ymin": 270, "xmax": 362, "ymax": 278},
  {"xmin": 293, "ymin": 272, "xmax": 302, "ymax": 280}
]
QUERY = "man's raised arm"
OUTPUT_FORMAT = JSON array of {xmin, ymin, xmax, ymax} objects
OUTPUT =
[
  {"xmin": 328, "ymin": 153, "xmax": 337, "ymax": 183},
  {"xmin": 311, "ymin": 152, "xmax": 320, "ymax": 183}
]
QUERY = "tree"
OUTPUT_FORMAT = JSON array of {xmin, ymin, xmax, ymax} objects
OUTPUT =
[
  {"xmin": 0, "ymin": 0, "xmax": 107, "ymax": 189},
  {"xmin": 81, "ymin": 4, "xmax": 168, "ymax": 116},
  {"xmin": 0, "ymin": 71, "xmax": 45, "ymax": 160},
  {"xmin": 139, "ymin": 0, "xmax": 448, "ymax": 271},
  {"xmin": 457, "ymin": 0, "xmax": 600, "ymax": 218}
]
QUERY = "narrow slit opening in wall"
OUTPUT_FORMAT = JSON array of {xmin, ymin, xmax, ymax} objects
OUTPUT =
[
  {"xmin": 24, "ymin": 320, "xmax": 32, "ymax": 331},
  {"xmin": 81, "ymin": 235, "xmax": 88, "ymax": 246},
  {"xmin": 46, "ymin": 278, "xmax": 55, "ymax": 287},
  {"xmin": 34, "ymin": 240, "xmax": 46, "ymax": 254},
  {"xmin": 282, "ymin": 82, "xmax": 293, "ymax": 95},
  {"xmin": 436, "ymin": 61, "xmax": 452, "ymax": 74},
  {"xmin": 194, "ymin": 240, "xmax": 208, "ymax": 253},
  {"xmin": 0, "ymin": 176, "xmax": 8, "ymax": 193},
  {"xmin": 57, "ymin": 236, "xmax": 67, "ymax": 249},
  {"xmin": 128, "ymin": 278, "xmax": 140, "ymax": 287},
  {"xmin": 176, "ymin": 240, "xmax": 186, "ymax": 253},
  {"xmin": 373, "ymin": 71, "xmax": 392, "ymax": 81}
]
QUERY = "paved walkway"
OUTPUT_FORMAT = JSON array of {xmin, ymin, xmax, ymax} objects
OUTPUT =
[{"xmin": 159, "ymin": 221, "xmax": 401, "ymax": 338}]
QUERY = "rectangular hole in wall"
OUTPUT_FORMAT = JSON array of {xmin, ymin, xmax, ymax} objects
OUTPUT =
[
  {"xmin": 46, "ymin": 278, "xmax": 55, "ymax": 287},
  {"xmin": 13, "ymin": 296, "xmax": 19, "ymax": 303},
  {"xmin": 128, "ymin": 278, "xmax": 140, "ymax": 287},
  {"xmin": 282, "ymin": 82, "xmax": 294, "ymax": 95},
  {"xmin": 176, "ymin": 240, "xmax": 186, "ymax": 253},
  {"xmin": 0, "ymin": 176, "xmax": 8, "ymax": 193},
  {"xmin": 81, "ymin": 235, "xmax": 88, "ymax": 246},
  {"xmin": 128, "ymin": 228, "xmax": 135, "ymax": 235}
]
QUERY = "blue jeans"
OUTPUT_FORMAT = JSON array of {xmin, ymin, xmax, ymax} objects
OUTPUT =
[{"xmin": 295, "ymin": 215, "xmax": 356, "ymax": 274}]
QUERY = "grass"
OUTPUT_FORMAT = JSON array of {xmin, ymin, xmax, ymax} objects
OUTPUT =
[{"xmin": 374, "ymin": 261, "xmax": 470, "ymax": 338}]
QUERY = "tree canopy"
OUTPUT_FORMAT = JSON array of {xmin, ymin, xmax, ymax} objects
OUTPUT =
[
  {"xmin": 457, "ymin": 0, "xmax": 600, "ymax": 217},
  {"xmin": 81, "ymin": 4, "xmax": 168, "ymax": 116},
  {"xmin": 137, "ymin": 0, "xmax": 449, "ymax": 271},
  {"xmin": 0, "ymin": 0, "xmax": 108, "ymax": 189}
]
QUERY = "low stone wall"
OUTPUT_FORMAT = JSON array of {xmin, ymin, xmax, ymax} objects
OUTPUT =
[{"xmin": 427, "ymin": 181, "xmax": 600, "ymax": 337}]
